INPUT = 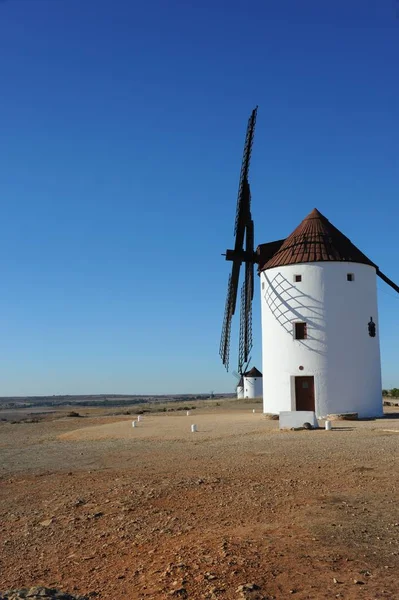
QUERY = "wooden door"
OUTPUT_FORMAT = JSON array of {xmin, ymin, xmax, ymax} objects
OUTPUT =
[{"xmin": 295, "ymin": 376, "xmax": 315, "ymax": 411}]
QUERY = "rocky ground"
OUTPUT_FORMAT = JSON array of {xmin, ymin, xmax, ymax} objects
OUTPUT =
[
  {"xmin": 0, "ymin": 587, "xmax": 89, "ymax": 599},
  {"xmin": 1, "ymin": 403, "xmax": 399, "ymax": 599}
]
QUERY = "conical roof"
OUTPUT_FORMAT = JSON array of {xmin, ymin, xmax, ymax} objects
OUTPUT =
[
  {"xmin": 261, "ymin": 208, "xmax": 376, "ymax": 271},
  {"xmin": 243, "ymin": 367, "xmax": 262, "ymax": 378}
]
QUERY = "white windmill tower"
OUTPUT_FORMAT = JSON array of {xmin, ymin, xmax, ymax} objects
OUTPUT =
[
  {"xmin": 236, "ymin": 376, "xmax": 244, "ymax": 399},
  {"xmin": 257, "ymin": 208, "xmax": 398, "ymax": 418},
  {"xmin": 220, "ymin": 108, "xmax": 399, "ymax": 419},
  {"xmin": 232, "ymin": 365, "xmax": 251, "ymax": 399},
  {"xmin": 243, "ymin": 366, "xmax": 262, "ymax": 399}
]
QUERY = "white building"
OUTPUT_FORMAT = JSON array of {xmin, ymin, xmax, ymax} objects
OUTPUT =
[
  {"xmin": 236, "ymin": 377, "xmax": 244, "ymax": 399},
  {"xmin": 243, "ymin": 367, "xmax": 263, "ymax": 399},
  {"xmin": 257, "ymin": 208, "xmax": 383, "ymax": 419}
]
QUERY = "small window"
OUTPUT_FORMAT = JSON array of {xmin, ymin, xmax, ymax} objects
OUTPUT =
[
  {"xmin": 294, "ymin": 275, "xmax": 302, "ymax": 282},
  {"xmin": 294, "ymin": 322, "xmax": 307, "ymax": 340},
  {"xmin": 347, "ymin": 273, "xmax": 354, "ymax": 281},
  {"xmin": 262, "ymin": 281, "xmax": 265, "ymax": 290}
]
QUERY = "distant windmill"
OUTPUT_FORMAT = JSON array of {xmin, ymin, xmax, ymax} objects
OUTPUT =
[
  {"xmin": 219, "ymin": 107, "xmax": 399, "ymax": 418},
  {"xmin": 232, "ymin": 370, "xmax": 245, "ymax": 399}
]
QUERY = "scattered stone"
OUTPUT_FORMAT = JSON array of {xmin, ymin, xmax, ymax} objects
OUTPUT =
[
  {"xmin": 74, "ymin": 499, "xmax": 86, "ymax": 507},
  {"xmin": 328, "ymin": 413, "xmax": 358, "ymax": 421},
  {"xmin": 290, "ymin": 427, "xmax": 309, "ymax": 431},
  {"xmin": 38, "ymin": 519, "xmax": 53, "ymax": 527},
  {"xmin": 168, "ymin": 588, "xmax": 187, "ymax": 598},
  {"xmin": 236, "ymin": 584, "xmax": 260, "ymax": 592},
  {"xmin": 210, "ymin": 587, "xmax": 225, "ymax": 595},
  {"xmin": 0, "ymin": 588, "xmax": 89, "ymax": 600},
  {"xmin": 353, "ymin": 579, "xmax": 365, "ymax": 585}
]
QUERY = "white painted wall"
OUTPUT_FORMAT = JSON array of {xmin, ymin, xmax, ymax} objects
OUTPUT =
[
  {"xmin": 260, "ymin": 262, "xmax": 383, "ymax": 418},
  {"xmin": 243, "ymin": 376, "xmax": 262, "ymax": 398},
  {"xmin": 237, "ymin": 385, "xmax": 244, "ymax": 399}
]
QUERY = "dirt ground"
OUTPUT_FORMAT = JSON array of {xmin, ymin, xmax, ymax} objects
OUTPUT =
[{"xmin": 1, "ymin": 401, "xmax": 399, "ymax": 599}]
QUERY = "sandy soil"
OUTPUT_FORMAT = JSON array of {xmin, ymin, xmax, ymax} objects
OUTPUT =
[{"xmin": 1, "ymin": 403, "xmax": 399, "ymax": 599}]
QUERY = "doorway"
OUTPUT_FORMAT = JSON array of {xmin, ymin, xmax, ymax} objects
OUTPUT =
[{"xmin": 295, "ymin": 376, "xmax": 315, "ymax": 411}]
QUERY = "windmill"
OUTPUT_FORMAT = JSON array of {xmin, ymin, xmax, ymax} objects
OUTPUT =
[
  {"xmin": 232, "ymin": 369, "xmax": 245, "ymax": 398},
  {"xmin": 219, "ymin": 107, "xmax": 258, "ymax": 376},
  {"xmin": 219, "ymin": 107, "xmax": 399, "ymax": 418}
]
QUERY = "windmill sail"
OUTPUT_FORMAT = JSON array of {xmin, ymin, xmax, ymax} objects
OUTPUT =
[{"xmin": 220, "ymin": 108, "xmax": 258, "ymax": 373}]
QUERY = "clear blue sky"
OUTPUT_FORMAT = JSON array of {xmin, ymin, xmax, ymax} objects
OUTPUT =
[{"xmin": 0, "ymin": 0, "xmax": 398, "ymax": 395}]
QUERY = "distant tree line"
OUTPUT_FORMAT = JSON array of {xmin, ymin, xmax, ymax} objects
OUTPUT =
[{"xmin": 382, "ymin": 388, "xmax": 399, "ymax": 398}]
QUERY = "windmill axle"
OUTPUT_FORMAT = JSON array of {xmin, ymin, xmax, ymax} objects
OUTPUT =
[{"xmin": 225, "ymin": 249, "xmax": 258, "ymax": 263}]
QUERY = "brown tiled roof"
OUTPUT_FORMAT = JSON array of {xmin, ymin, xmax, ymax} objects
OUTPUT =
[
  {"xmin": 260, "ymin": 208, "xmax": 377, "ymax": 271},
  {"xmin": 243, "ymin": 367, "xmax": 262, "ymax": 378},
  {"xmin": 256, "ymin": 239, "xmax": 285, "ymax": 270}
]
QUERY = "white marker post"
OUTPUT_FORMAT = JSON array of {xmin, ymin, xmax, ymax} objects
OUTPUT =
[
  {"xmin": 132, "ymin": 420, "xmax": 138, "ymax": 428},
  {"xmin": 191, "ymin": 424, "xmax": 197, "ymax": 433},
  {"xmin": 186, "ymin": 411, "xmax": 190, "ymax": 416},
  {"xmin": 137, "ymin": 415, "xmax": 142, "ymax": 422},
  {"xmin": 325, "ymin": 420, "xmax": 331, "ymax": 431},
  {"xmin": 252, "ymin": 409, "xmax": 256, "ymax": 414}
]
